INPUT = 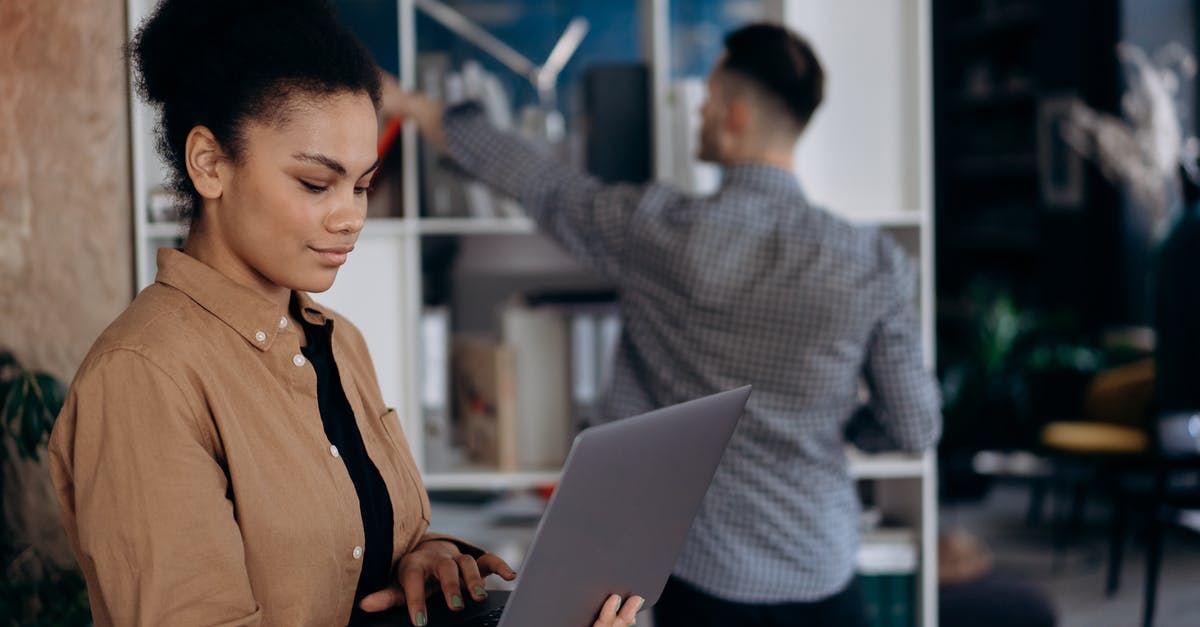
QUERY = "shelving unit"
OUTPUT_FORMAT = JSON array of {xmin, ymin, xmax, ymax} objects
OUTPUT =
[{"xmin": 127, "ymin": 1, "xmax": 936, "ymax": 624}]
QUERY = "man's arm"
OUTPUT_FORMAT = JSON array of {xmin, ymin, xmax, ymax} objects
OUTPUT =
[
  {"xmin": 386, "ymin": 84, "xmax": 675, "ymax": 282},
  {"xmin": 848, "ymin": 260, "xmax": 942, "ymax": 453}
]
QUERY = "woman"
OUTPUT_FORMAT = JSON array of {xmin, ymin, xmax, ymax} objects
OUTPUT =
[{"xmin": 47, "ymin": 1, "xmax": 642, "ymax": 625}]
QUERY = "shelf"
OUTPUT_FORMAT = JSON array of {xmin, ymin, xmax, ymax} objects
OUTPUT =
[
  {"xmin": 361, "ymin": 217, "xmax": 411, "ymax": 236},
  {"xmin": 952, "ymin": 88, "xmax": 1037, "ymax": 112},
  {"xmin": 417, "ymin": 217, "xmax": 537, "ymax": 235},
  {"xmin": 423, "ymin": 470, "xmax": 561, "ymax": 491},
  {"xmin": 847, "ymin": 449, "xmax": 928, "ymax": 479},
  {"xmin": 144, "ymin": 222, "xmax": 186, "ymax": 239},
  {"xmin": 422, "ymin": 452, "xmax": 925, "ymax": 490},
  {"xmin": 954, "ymin": 153, "xmax": 1038, "ymax": 178},
  {"xmin": 949, "ymin": 4, "xmax": 1039, "ymax": 41},
  {"xmin": 834, "ymin": 209, "xmax": 926, "ymax": 228}
]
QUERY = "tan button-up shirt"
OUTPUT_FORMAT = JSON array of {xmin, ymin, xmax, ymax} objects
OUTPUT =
[{"xmin": 50, "ymin": 249, "xmax": 460, "ymax": 626}]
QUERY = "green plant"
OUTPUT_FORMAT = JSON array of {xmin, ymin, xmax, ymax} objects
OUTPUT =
[
  {"xmin": 0, "ymin": 555, "xmax": 91, "ymax": 627},
  {"xmin": 0, "ymin": 351, "xmax": 65, "ymax": 463},
  {"xmin": 935, "ymin": 281, "xmax": 1119, "ymax": 503},
  {"xmin": 0, "ymin": 349, "xmax": 91, "ymax": 626},
  {"xmin": 938, "ymin": 283, "xmax": 1105, "ymax": 452}
]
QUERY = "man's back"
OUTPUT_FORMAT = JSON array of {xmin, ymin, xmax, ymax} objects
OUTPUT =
[
  {"xmin": 440, "ymin": 102, "xmax": 941, "ymax": 604},
  {"xmin": 599, "ymin": 163, "xmax": 938, "ymax": 602}
]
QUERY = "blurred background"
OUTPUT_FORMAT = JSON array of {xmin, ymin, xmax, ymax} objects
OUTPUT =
[{"xmin": 3, "ymin": 1, "xmax": 1200, "ymax": 626}]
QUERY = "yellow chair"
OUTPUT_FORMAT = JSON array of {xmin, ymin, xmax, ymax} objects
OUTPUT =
[{"xmin": 1037, "ymin": 359, "xmax": 1155, "ymax": 569}]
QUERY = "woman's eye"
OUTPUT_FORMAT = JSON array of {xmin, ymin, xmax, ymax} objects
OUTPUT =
[
  {"xmin": 301, "ymin": 180, "xmax": 328, "ymax": 193},
  {"xmin": 354, "ymin": 185, "xmax": 372, "ymax": 195}
]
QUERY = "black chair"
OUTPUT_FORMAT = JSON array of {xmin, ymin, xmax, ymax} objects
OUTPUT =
[
  {"xmin": 1116, "ymin": 162, "xmax": 1200, "ymax": 627},
  {"xmin": 1135, "ymin": 412, "xmax": 1200, "ymax": 627}
]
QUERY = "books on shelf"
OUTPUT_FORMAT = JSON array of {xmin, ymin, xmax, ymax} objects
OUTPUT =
[
  {"xmin": 500, "ymin": 300, "xmax": 572, "ymax": 470},
  {"xmin": 424, "ymin": 289, "xmax": 621, "ymax": 474},
  {"xmin": 417, "ymin": 53, "xmax": 468, "ymax": 219},
  {"xmin": 420, "ymin": 307, "xmax": 460, "ymax": 472},
  {"xmin": 417, "ymin": 55, "xmax": 527, "ymax": 220},
  {"xmin": 523, "ymin": 289, "xmax": 621, "ymax": 430},
  {"xmin": 858, "ymin": 527, "xmax": 918, "ymax": 627},
  {"xmin": 450, "ymin": 335, "xmax": 518, "ymax": 471}
]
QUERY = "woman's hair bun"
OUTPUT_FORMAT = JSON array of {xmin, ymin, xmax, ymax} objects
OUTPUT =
[{"xmin": 129, "ymin": 0, "xmax": 340, "ymax": 106}]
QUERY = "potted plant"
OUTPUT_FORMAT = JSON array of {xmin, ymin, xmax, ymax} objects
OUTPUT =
[
  {"xmin": 937, "ymin": 282, "xmax": 1107, "ymax": 500},
  {"xmin": 0, "ymin": 349, "xmax": 91, "ymax": 626}
]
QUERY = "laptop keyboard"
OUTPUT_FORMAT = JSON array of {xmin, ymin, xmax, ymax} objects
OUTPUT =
[{"xmin": 463, "ymin": 605, "xmax": 505, "ymax": 627}]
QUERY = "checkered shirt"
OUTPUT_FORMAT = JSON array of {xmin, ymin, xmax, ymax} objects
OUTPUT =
[{"xmin": 443, "ymin": 103, "xmax": 942, "ymax": 603}]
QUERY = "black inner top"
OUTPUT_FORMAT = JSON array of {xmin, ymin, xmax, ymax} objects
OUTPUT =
[{"xmin": 297, "ymin": 305, "xmax": 394, "ymax": 626}]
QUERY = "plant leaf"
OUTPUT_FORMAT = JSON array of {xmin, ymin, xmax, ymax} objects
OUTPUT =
[
  {"xmin": 2, "ymin": 376, "xmax": 22, "ymax": 431},
  {"xmin": 33, "ymin": 371, "xmax": 66, "ymax": 423},
  {"xmin": 21, "ymin": 385, "xmax": 43, "ymax": 459},
  {"xmin": 0, "ymin": 350, "xmax": 18, "ymax": 379}
]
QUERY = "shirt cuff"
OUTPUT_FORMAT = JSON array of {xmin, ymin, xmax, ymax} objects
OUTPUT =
[{"xmin": 418, "ymin": 532, "xmax": 487, "ymax": 559}]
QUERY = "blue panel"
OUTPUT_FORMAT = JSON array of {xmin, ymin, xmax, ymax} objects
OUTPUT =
[
  {"xmin": 669, "ymin": 0, "xmax": 762, "ymax": 79},
  {"xmin": 333, "ymin": 0, "xmax": 400, "ymax": 76}
]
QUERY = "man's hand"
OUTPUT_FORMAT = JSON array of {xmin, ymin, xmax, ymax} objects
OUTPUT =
[
  {"xmin": 358, "ymin": 539, "xmax": 516, "ymax": 626},
  {"xmin": 379, "ymin": 71, "xmax": 448, "ymax": 153}
]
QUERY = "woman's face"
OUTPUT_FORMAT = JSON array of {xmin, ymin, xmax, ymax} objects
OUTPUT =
[{"xmin": 202, "ymin": 91, "xmax": 379, "ymax": 299}]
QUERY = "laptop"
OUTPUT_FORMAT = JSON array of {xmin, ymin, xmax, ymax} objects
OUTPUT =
[{"xmin": 368, "ymin": 386, "xmax": 751, "ymax": 627}]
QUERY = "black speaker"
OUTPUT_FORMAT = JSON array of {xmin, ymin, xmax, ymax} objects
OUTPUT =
[{"xmin": 583, "ymin": 63, "xmax": 651, "ymax": 184}]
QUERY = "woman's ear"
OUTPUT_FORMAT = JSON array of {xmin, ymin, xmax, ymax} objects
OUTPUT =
[{"xmin": 185, "ymin": 126, "xmax": 225, "ymax": 200}]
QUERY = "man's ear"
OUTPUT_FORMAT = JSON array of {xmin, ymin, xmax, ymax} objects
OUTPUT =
[
  {"xmin": 726, "ymin": 98, "xmax": 751, "ymax": 135},
  {"xmin": 185, "ymin": 126, "xmax": 225, "ymax": 200}
]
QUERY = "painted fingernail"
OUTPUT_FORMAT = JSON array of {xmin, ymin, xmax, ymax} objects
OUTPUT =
[
  {"xmin": 451, "ymin": 594, "xmax": 464, "ymax": 609},
  {"xmin": 638, "ymin": 598, "xmax": 645, "ymax": 610},
  {"xmin": 474, "ymin": 585, "xmax": 488, "ymax": 598},
  {"xmin": 415, "ymin": 611, "xmax": 427, "ymax": 627}
]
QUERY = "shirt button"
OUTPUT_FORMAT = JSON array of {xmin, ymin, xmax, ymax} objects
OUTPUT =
[
  {"xmin": 330, "ymin": 444, "xmax": 340, "ymax": 458},
  {"xmin": 293, "ymin": 354, "xmax": 306, "ymax": 367},
  {"xmin": 254, "ymin": 331, "xmax": 266, "ymax": 343},
  {"xmin": 279, "ymin": 316, "xmax": 288, "ymax": 329},
  {"xmin": 352, "ymin": 546, "xmax": 363, "ymax": 560}
]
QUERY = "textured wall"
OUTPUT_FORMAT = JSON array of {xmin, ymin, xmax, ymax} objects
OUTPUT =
[
  {"xmin": 0, "ymin": 0, "xmax": 132, "ymax": 568},
  {"xmin": 0, "ymin": 0, "xmax": 131, "ymax": 380}
]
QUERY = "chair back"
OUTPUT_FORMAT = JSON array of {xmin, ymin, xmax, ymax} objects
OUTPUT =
[{"xmin": 1157, "ymin": 411, "xmax": 1200, "ymax": 460}]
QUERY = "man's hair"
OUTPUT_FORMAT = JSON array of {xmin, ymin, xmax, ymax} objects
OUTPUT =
[{"xmin": 722, "ymin": 23, "xmax": 825, "ymax": 132}]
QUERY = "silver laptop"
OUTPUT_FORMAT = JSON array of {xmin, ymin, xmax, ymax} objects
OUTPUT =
[{"xmin": 372, "ymin": 386, "xmax": 751, "ymax": 627}]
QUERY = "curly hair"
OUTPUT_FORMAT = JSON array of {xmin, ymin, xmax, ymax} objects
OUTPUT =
[
  {"xmin": 723, "ymin": 23, "xmax": 824, "ymax": 133},
  {"xmin": 130, "ymin": 0, "xmax": 382, "ymax": 223}
]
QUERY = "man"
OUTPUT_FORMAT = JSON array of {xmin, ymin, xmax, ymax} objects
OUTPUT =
[{"xmin": 389, "ymin": 22, "xmax": 941, "ymax": 627}]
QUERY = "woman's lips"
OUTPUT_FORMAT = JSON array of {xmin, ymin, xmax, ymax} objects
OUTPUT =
[{"xmin": 311, "ymin": 245, "xmax": 353, "ymax": 266}]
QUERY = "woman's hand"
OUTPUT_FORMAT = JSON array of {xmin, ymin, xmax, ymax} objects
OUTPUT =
[
  {"xmin": 358, "ymin": 539, "xmax": 516, "ymax": 626},
  {"xmin": 593, "ymin": 594, "xmax": 645, "ymax": 627},
  {"xmin": 379, "ymin": 71, "xmax": 448, "ymax": 153}
]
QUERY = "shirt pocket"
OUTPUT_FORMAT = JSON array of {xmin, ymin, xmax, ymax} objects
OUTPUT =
[{"xmin": 379, "ymin": 408, "xmax": 431, "ymax": 524}]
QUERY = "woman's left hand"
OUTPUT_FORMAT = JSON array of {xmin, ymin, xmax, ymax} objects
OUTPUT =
[
  {"xmin": 358, "ymin": 539, "xmax": 516, "ymax": 626},
  {"xmin": 592, "ymin": 594, "xmax": 645, "ymax": 627}
]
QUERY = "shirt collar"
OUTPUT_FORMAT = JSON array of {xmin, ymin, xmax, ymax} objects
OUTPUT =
[
  {"xmin": 154, "ymin": 248, "xmax": 332, "ymax": 351},
  {"xmin": 721, "ymin": 162, "xmax": 803, "ymax": 197}
]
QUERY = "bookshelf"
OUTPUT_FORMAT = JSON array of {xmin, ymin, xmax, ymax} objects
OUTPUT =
[{"xmin": 126, "ymin": 1, "xmax": 936, "ymax": 625}]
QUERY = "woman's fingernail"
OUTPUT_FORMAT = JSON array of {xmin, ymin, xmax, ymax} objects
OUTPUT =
[
  {"xmin": 451, "ymin": 594, "xmax": 465, "ymax": 609},
  {"xmin": 415, "ymin": 611, "xmax": 427, "ymax": 627},
  {"xmin": 638, "ymin": 597, "xmax": 645, "ymax": 610},
  {"xmin": 474, "ymin": 585, "xmax": 488, "ymax": 598}
]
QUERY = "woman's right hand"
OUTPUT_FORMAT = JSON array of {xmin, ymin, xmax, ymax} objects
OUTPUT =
[{"xmin": 593, "ymin": 594, "xmax": 644, "ymax": 627}]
